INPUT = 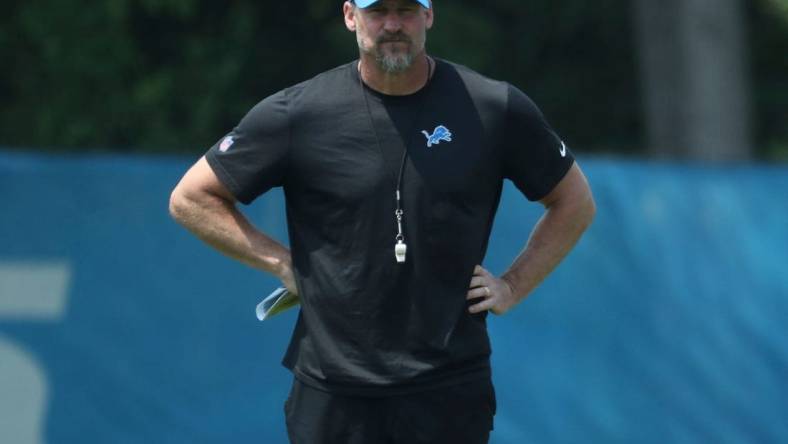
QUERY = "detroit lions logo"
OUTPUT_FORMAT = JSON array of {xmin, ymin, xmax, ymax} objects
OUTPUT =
[{"xmin": 421, "ymin": 125, "xmax": 453, "ymax": 148}]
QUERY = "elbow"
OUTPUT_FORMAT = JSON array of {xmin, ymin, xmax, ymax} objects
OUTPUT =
[
  {"xmin": 169, "ymin": 186, "xmax": 189, "ymax": 225},
  {"xmin": 169, "ymin": 183, "xmax": 232, "ymax": 228},
  {"xmin": 580, "ymin": 192, "xmax": 596, "ymax": 230}
]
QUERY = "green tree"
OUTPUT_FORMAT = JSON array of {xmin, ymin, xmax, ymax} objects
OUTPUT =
[{"xmin": 0, "ymin": 0, "xmax": 785, "ymax": 160}]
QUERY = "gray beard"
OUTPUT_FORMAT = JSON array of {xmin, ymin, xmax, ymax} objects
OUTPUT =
[
  {"xmin": 375, "ymin": 52, "xmax": 415, "ymax": 74},
  {"xmin": 357, "ymin": 32, "xmax": 420, "ymax": 74}
]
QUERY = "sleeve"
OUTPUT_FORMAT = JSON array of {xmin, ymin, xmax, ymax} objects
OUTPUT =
[
  {"xmin": 205, "ymin": 89, "xmax": 290, "ymax": 205},
  {"xmin": 502, "ymin": 84, "xmax": 574, "ymax": 201}
]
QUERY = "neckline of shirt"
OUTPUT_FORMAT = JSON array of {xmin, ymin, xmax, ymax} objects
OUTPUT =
[{"xmin": 352, "ymin": 58, "xmax": 439, "ymax": 102}]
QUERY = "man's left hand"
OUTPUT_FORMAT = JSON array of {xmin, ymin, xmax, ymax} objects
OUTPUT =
[{"xmin": 466, "ymin": 265, "xmax": 518, "ymax": 315}]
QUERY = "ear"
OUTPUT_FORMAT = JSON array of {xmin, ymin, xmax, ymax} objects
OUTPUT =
[
  {"xmin": 343, "ymin": 2, "xmax": 357, "ymax": 32},
  {"xmin": 424, "ymin": 3, "xmax": 434, "ymax": 30}
]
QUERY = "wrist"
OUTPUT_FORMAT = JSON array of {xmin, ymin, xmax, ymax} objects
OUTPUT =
[
  {"xmin": 500, "ymin": 275, "xmax": 518, "ymax": 300},
  {"xmin": 272, "ymin": 255, "xmax": 291, "ymax": 278}
]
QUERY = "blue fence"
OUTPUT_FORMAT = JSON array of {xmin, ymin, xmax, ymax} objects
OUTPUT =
[{"xmin": 1, "ymin": 150, "xmax": 786, "ymax": 443}]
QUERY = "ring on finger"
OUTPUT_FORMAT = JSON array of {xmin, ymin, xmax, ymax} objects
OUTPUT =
[{"xmin": 484, "ymin": 286, "xmax": 491, "ymax": 296}]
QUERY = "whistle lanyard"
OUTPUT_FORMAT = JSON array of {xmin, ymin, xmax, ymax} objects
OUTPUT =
[{"xmin": 358, "ymin": 58, "xmax": 433, "ymax": 263}]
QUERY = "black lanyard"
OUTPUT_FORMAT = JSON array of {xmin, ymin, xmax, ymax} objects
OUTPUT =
[{"xmin": 358, "ymin": 58, "xmax": 433, "ymax": 263}]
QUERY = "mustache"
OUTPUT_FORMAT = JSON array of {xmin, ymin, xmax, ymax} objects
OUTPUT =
[{"xmin": 377, "ymin": 33, "xmax": 411, "ymax": 44}]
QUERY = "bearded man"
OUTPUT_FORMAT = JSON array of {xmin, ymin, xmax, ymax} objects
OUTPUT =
[{"xmin": 169, "ymin": 1, "xmax": 595, "ymax": 442}]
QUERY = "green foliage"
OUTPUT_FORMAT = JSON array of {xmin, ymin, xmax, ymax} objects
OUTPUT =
[
  {"xmin": 0, "ymin": 0, "xmax": 786, "ymax": 160},
  {"xmin": 749, "ymin": 0, "xmax": 788, "ymax": 160},
  {"xmin": 429, "ymin": 0, "xmax": 641, "ymax": 153}
]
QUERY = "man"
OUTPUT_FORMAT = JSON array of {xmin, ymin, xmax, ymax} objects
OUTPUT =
[{"xmin": 169, "ymin": 0, "xmax": 595, "ymax": 442}]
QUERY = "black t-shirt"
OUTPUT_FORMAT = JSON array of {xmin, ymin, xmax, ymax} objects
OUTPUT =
[{"xmin": 206, "ymin": 59, "xmax": 574, "ymax": 396}]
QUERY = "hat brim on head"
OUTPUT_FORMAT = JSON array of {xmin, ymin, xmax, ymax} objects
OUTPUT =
[{"xmin": 354, "ymin": 0, "xmax": 431, "ymax": 9}]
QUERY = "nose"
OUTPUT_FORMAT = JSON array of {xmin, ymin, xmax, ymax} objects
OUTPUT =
[{"xmin": 382, "ymin": 14, "xmax": 403, "ymax": 33}]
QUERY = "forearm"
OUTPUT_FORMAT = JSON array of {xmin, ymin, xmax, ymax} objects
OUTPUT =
[
  {"xmin": 501, "ymin": 196, "xmax": 594, "ymax": 302},
  {"xmin": 169, "ymin": 190, "xmax": 290, "ymax": 278}
]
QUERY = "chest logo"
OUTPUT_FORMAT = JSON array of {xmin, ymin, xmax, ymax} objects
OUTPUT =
[{"xmin": 421, "ymin": 125, "xmax": 453, "ymax": 148}]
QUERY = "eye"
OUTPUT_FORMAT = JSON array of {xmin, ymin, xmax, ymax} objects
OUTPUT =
[{"xmin": 398, "ymin": 6, "xmax": 419, "ymax": 17}]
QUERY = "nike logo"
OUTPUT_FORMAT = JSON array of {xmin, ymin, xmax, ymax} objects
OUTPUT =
[{"xmin": 559, "ymin": 141, "xmax": 567, "ymax": 158}]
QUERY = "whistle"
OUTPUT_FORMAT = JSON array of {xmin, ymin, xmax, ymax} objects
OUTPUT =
[{"xmin": 395, "ymin": 241, "xmax": 407, "ymax": 263}]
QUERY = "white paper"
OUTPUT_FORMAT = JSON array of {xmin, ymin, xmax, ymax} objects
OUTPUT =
[{"xmin": 255, "ymin": 287, "xmax": 300, "ymax": 321}]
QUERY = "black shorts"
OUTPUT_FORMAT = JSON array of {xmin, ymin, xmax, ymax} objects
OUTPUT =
[{"xmin": 284, "ymin": 377, "xmax": 496, "ymax": 444}]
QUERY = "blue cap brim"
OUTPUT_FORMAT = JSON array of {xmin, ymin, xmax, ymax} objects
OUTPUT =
[{"xmin": 354, "ymin": 0, "xmax": 430, "ymax": 9}]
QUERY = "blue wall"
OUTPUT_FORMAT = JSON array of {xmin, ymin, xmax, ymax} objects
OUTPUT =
[{"xmin": 1, "ymin": 150, "xmax": 786, "ymax": 443}]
